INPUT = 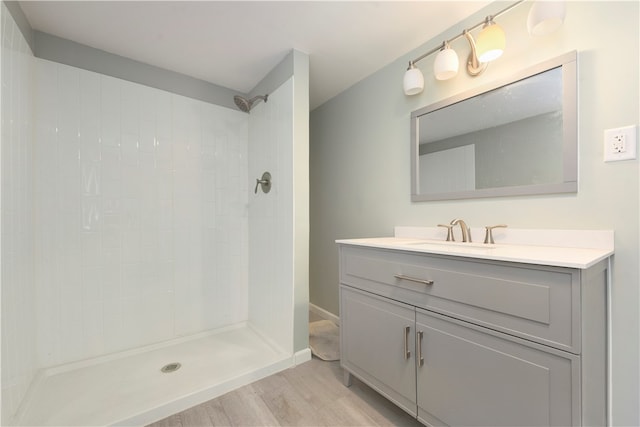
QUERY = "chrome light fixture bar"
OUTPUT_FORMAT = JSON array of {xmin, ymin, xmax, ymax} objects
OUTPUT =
[{"xmin": 403, "ymin": 0, "xmax": 566, "ymax": 95}]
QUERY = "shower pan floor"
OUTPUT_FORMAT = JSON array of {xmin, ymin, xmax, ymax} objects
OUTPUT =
[{"xmin": 18, "ymin": 324, "xmax": 293, "ymax": 426}]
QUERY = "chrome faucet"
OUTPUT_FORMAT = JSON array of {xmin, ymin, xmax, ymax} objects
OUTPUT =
[{"xmin": 450, "ymin": 219, "xmax": 471, "ymax": 242}]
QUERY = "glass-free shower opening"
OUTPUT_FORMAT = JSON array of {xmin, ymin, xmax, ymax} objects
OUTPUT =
[{"xmin": 5, "ymin": 49, "xmax": 297, "ymax": 425}]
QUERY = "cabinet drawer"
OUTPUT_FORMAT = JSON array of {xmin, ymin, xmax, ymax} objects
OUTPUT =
[{"xmin": 339, "ymin": 245, "xmax": 580, "ymax": 353}]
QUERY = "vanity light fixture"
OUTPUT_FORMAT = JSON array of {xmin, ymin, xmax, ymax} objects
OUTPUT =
[
  {"xmin": 527, "ymin": 1, "xmax": 566, "ymax": 36},
  {"xmin": 403, "ymin": 62, "xmax": 425, "ymax": 95},
  {"xmin": 433, "ymin": 41, "xmax": 459, "ymax": 81},
  {"xmin": 475, "ymin": 16, "xmax": 506, "ymax": 62},
  {"xmin": 403, "ymin": 0, "xmax": 566, "ymax": 95}
]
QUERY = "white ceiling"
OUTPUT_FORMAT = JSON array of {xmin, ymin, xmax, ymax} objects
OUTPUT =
[{"xmin": 18, "ymin": 1, "xmax": 492, "ymax": 110}]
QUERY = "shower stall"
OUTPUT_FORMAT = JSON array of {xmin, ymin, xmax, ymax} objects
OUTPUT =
[{"xmin": 1, "ymin": 4, "xmax": 309, "ymax": 426}]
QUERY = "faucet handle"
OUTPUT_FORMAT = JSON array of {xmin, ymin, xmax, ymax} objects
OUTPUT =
[
  {"xmin": 484, "ymin": 224, "xmax": 508, "ymax": 244},
  {"xmin": 437, "ymin": 224, "xmax": 455, "ymax": 241}
]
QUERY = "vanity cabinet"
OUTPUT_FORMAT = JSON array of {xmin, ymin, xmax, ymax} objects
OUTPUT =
[
  {"xmin": 340, "ymin": 286, "xmax": 417, "ymax": 415},
  {"xmin": 339, "ymin": 244, "xmax": 607, "ymax": 426},
  {"xmin": 415, "ymin": 308, "xmax": 577, "ymax": 426}
]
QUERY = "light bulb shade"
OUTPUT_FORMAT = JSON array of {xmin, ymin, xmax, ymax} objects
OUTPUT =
[
  {"xmin": 403, "ymin": 66, "xmax": 424, "ymax": 95},
  {"xmin": 433, "ymin": 47, "xmax": 459, "ymax": 81},
  {"xmin": 527, "ymin": 1, "xmax": 566, "ymax": 36},
  {"xmin": 475, "ymin": 22, "xmax": 505, "ymax": 62}
]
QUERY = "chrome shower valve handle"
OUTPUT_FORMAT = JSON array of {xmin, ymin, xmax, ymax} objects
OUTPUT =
[{"xmin": 254, "ymin": 171, "xmax": 272, "ymax": 194}]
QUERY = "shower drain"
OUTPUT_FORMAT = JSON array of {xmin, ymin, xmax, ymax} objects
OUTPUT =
[{"xmin": 161, "ymin": 362, "xmax": 181, "ymax": 373}]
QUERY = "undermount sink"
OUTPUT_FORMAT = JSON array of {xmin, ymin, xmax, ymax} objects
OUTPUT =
[{"xmin": 404, "ymin": 239, "xmax": 496, "ymax": 249}]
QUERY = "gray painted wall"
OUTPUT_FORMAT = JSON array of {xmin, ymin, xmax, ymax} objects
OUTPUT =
[
  {"xmin": 3, "ymin": 2, "xmax": 240, "ymax": 110},
  {"xmin": 33, "ymin": 31, "xmax": 239, "ymax": 110},
  {"xmin": 4, "ymin": 1, "xmax": 32, "ymax": 48},
  {"xmin": 310, "ymin": 2, "xmax": 638, "ymax": 425}
]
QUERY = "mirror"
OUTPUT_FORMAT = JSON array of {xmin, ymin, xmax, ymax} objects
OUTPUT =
[{"xmin": 411, "ymin": 51, "xmax": 577, "ymax": 201}]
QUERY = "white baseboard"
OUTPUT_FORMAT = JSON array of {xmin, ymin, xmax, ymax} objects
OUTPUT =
[
  {"xmin": 294, "ymin": 348, "xmax": 312, "ymax": 365},
  {"xmin": 309, "ymin": 303, "xmax": 340, "ymax": 325}
]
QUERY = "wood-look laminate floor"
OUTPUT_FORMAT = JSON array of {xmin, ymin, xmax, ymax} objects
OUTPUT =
[{"xmin": 146, "ymin": 356, "xmax": 422, "ymax": 427}]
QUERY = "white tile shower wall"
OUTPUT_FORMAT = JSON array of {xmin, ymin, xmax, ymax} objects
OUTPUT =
[
  {"xmin": 33, "ymin": 58, "xmax": 249, "ymax": 367},
  {"xmin": 248, "ymin": 78, "xmax": 294, "ymax": 353},
  {"xmin": 1, "ymin": 4, "xmax": 36, "ymax": 423}
]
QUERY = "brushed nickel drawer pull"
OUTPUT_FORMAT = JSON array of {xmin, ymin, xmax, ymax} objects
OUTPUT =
[
  {"xmin": 394, "ymin": 274, "xmax": 434, "ymax": 286},
  {"xmin": 404, "ymin": 326, "xmax": 411, "ymax": 360},
  {"xmin": 417, "ymin": 330, "xmax": 425, "ymax": 367}
]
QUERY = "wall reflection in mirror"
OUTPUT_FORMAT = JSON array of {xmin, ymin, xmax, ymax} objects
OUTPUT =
[{"xmin": 411, "ymin": 51, "xmax": 577, "ymax": 202}]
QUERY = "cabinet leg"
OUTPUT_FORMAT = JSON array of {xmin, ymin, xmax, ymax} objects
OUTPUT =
[{"xmin": 343, "ymin": 369, "xmax": 353, "ymax": 387}]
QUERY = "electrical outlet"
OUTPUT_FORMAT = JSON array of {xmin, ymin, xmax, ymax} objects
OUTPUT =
[
  {"xmin": 604, "ymin": 125, "xmax": 637, "ymax": 162},
  {"xmin": 612, "ymin": 134, "xmax": 625, "ymax": 153}
]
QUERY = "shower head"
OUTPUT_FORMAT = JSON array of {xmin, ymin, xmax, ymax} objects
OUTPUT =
[{"xmin": 233, "ymin": 94, "xmax": 268, "ymax": 113}]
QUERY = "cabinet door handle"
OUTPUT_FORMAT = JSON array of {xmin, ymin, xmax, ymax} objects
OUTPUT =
[
  {"xmin": 417, "ymin": 330, "xmax": 425, "ymax": 367},
  {"xmin": 394, "ymin": 274, "xmax": 434, "ymax": 286},
  {"xmin": 404, "ymin": 326, "xmax": 411, "ymax": 360}
]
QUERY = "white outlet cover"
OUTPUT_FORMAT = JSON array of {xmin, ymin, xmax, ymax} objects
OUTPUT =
[{"xmin": 604, "ymin": 125, "xmax": 637, "ymax": 162}]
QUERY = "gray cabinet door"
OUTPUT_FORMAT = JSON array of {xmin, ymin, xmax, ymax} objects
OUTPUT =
[
  {"xmin": 340, "ymin": 286, "xmax": 417, "ymax": 416},
  {"xmin": 416, "ymin": 308, "xmax": 580, "ymax": 427}
]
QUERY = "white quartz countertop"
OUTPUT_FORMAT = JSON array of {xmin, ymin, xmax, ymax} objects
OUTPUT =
[{"xmin": 336, "ymin": 227, "xmax": 614, "ymax": 269}]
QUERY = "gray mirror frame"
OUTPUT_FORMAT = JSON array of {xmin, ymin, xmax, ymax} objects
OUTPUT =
[{"xmin": 411, "ymin": 51, "xmax": 577, "ymax": 202}]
